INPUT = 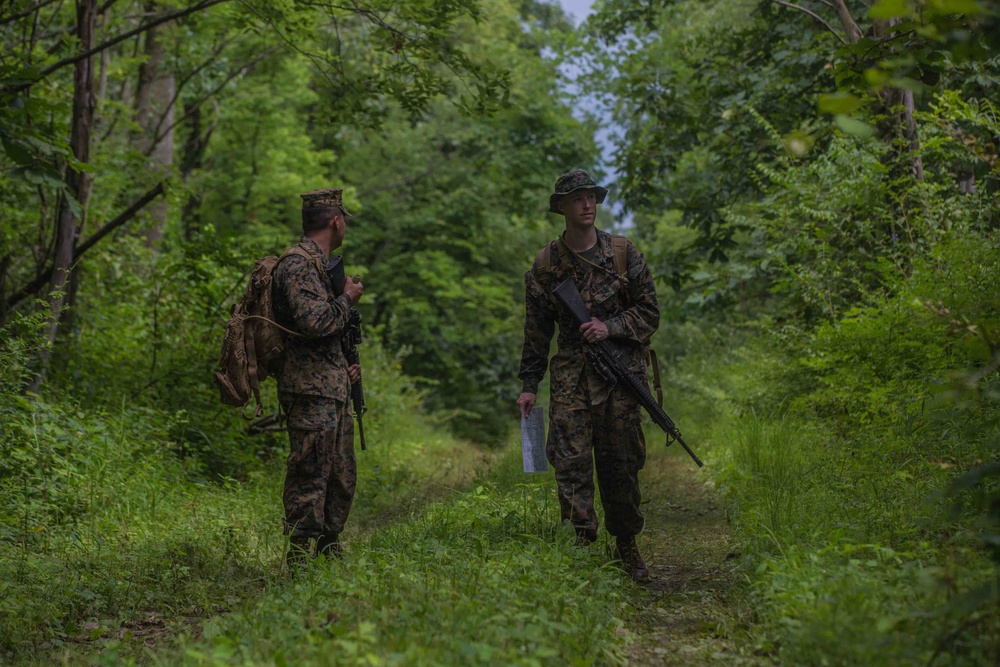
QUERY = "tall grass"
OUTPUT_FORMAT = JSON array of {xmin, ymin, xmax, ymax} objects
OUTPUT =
[
  {"xmin": 724, "ymin": 414, "xmax": 805, "ymax": 551},
  {"xmin": 163, "ymin": 453, "xmax": 630, "ymax": 667},
  {"xmin": 659, "ymin": 232, "xmax": 1000, "ymax": 664},
  {"xmin": 0, "ymin": 333, "xmax": 487, "ymax": 663}
]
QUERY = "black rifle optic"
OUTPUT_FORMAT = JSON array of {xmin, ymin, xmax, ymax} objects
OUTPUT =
[
  {"xmin": 326, "ymin": 255, "xmax": 367, "ymax": 451},
  {"xmin": 552, "ymin": 278, "xmax": 703, "ymax": 467}
]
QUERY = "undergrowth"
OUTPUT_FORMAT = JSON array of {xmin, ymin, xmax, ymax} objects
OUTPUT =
[
  {"xmin": 0, "ymin": 329, "xmax": 488, "ymax": 663},
  {"xmin": 665, "ymin": 232, "xmax": 1000, "ymax": 664},
  {"xmin": 156, "ymin": 454, "xmax": 630, "ymax": 666}
]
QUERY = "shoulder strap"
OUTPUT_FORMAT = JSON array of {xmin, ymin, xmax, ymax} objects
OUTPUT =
[
  {"xmin": 538, "ymin": 234, "xmax": 629, "ymax": 286},
  {"xmin": 278, "ymin": 245, "xmax": 325, "ymax": 277},
  {"xmin": 263, "ymin": 245, "xmax": 325, "ymax": 342},
  {"xmin": 535, "ymin": 242, "xmax": 553, "ymax": 273},
  {"xmin": 611, "ymin": 234, "xmax": 629, "ymax": 277}
]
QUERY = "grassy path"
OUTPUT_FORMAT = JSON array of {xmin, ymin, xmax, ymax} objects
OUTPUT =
[
  {"xmin": 626, "ymin": 447, "xmax": 763, "ymax": 666},
  {"xmin": 19, "ymin": 424, "xmax": 776, "ymax": 665}
]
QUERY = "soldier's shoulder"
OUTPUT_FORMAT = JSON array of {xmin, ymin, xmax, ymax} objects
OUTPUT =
[
  {"xmin": 529, "ymin": 240, "xmax": 556, "ymax": 272},
  {"xmin": 274, "ymin": 249, "xmax": 314, "ymax": 280},
  {"xmin": 622, "ymin": 236, "xmax": 646, "ymax": 258}
]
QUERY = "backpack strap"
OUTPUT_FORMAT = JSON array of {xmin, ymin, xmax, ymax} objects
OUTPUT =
[
  {"xmin": 244, "ymin": 315, "xmax": 264, "ymax": 418},
  {"xmin": 278, "ymin": 245, "xmax": 326, "ymax": 280},
  {"xmin": 267, "ymin": 244, "xmax": 330, "ymax": 337},
  {"xmin": 535, "ymin": 242, "xmax": 553, "ymax": 274},
  {"xmin": 537, "ymin": 234, "xmax": 632, "ymax": 297},
  {"xmin": 610, "ymin": 234, "xmax": 629, "ymax": 277}
]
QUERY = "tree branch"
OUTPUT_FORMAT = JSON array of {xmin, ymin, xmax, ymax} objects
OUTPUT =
[
  {"xmin": 830, "ymin": 0, "xmax": 863, "ymax": 43},
  {"xmin": 5, "ymin": 182, "xmax": 165, "ymax": 310},
  {"xmin": 0, "ymin": 0, "xmax": 59, "ymax": 27},
  {"xmin": 7, "ymin": 0, "xmax": 230, "ymax": 95},
  {"xmin": 146, "ymin": 46, "xmax": 279, "ymax": 154},
  {"xmin": 147, "ymin": 35, "xmax": 235, "ymax": 143},
  {"xmin": 769, "ymin": 0, "xmax": 847, "ymax": 44}
]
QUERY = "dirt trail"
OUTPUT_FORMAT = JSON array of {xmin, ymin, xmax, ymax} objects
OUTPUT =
[{"xmin": 626, "ymin": 449, "xmax": 761, "ymax": 665}]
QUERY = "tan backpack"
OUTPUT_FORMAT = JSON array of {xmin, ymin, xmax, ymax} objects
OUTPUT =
[{"xmin": 212, "ymin": 247, "xmax": 321, "ymax": 417}]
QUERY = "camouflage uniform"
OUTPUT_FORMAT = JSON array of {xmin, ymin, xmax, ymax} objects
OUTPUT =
[
  {"xmin": 273, "ymin": 190, "xmax": 356, "ymax": 544},
  {"xmin": 519, "ymin": 176, "xmax": 659, "ymax": 543}
]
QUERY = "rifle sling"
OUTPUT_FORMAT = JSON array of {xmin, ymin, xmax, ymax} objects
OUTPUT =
[{"xmin": 647, "ymin": 348, "xmax": 663, "ymax": 409}]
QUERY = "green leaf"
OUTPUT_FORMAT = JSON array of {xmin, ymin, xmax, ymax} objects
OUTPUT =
[
  {"xmin": 64, "ymin": 193, "xmax": 83, "ymax": 218},
  {"xmin": 1, "ymin": 137, "xmax": 33, "ymax": 165},
  {"xmin": 864, "ymin": 68, "xmax": 891, "ymax": 88},
  {"xmin": 927, "ymin": 0, "xmax": 982, "ymax": 16},
  {"xmin": 817, "ymin": 93, "xmax": 863, "ymax": 115},
  {"xmin": 888, "ymin": 77, "xmax": 925, "ymax": 92},
  {"xmin": 869, "ymin": 0, "xmax": 911, "ymax": 19},
  {"xmin": 946, "ymin": 462, "xmax": 1000, "ymax": 494},
  {"xmin": 834, "ymin": 115, "xmax": 876, "ymax": 137}
]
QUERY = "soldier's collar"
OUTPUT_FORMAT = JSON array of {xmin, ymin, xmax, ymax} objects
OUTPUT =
[
  {"xmin": 298, "ymin": 236, "xmax": 324, "ymax": 257},
  {"xmin": 592, "ymin": 229, "xmax": 614, "ymax": 260}
]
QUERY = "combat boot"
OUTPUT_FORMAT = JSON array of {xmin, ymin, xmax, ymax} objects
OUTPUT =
[
  {"xmin": 316, "ymin": 532, "xmax": 342, "ymax": 558},
  {"xmin": 574, "ymin": 527, "xmax": 597, "ymax": 547},
  {"xmin": 615, "ymin": 534, "xmax": 650, "ymax": 583},
  {"xmin": 286, "ymin": 535, "xmax": 312, "ymax": 568}
]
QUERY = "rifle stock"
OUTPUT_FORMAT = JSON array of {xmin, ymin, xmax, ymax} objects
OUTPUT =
[
  {"xmin": 552, "ymin": 278, "xmax": 703, "ymax": 467},
  {"xmin": 326, "ymin": 255, "xmax": 368, "ymax": 451}
]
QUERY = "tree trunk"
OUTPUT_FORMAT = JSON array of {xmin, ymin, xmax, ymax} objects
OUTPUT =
[
  {"xmin": 0, "ymin": 254, "xmax": 10, "ymax": 328},
  {"xmin": 959, "ymin": 171, "xmax": 976, "ymax": 194},
  {"xmin": 870, "ymin": 13, "xmax": 925, "ymax": 181},
  {"xmin": 28, "ymin": 0, "xmax": 97, "ymax": 393},
  {"xmin": 900, "ymin": 87, "xmax": 924, "ymax": 181},
  {"xmin": 831, "ymin": 0, "xmax": 863, "ymax": 43},
  {"xmin": 134, "ymin": 17, "xmax": 175, "ymax": 248},
  {"xmin": 180, "ymin": 101, "xmax": 209, "ymax": 240}
]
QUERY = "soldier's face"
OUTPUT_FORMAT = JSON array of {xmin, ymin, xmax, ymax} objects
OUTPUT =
[{"xmin": 560, "ymin": 190, "xmax": 597, "ymax": 228}]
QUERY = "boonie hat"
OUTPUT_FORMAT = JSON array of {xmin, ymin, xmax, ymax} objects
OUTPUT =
[{"xmin": 548, "ymin": 169, "xmax": 608, "ymax": 214}]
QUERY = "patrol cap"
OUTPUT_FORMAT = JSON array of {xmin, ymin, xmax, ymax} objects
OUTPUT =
[
  {"xmin": 300, "ymin": 188, "xmax": 352, "ymax": 217},
  {"xmin": 548, "ymin": 169, "xmax": 608, "ymax": 214}
]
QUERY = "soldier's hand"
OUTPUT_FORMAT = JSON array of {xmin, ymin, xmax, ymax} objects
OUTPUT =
[
  {"xmin": 348, "ymin": 364, "xmax": 361, "ymax": 384},
  {"xmin": 344, "ymin": 276, "xmax": 364, "ymax": 305},
  {"xmin": 517, "ymin": 392, "xmax": 537, "ymax": 418},
  {"xmin": 579, "ymin": 317, "xmax": 609, "ymax": 343}
]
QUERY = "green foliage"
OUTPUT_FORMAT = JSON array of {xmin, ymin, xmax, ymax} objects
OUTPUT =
[
  {"xmin": 581, "ymin": 0, "xmax": 1000, "ymax": 296},
  {"xmin": 173, "ymin": 455, "xmax": 629, "ymax": 667},
  {"xmin": 0, "ymin": 0, "xmax": 591, "ymax": 446},
  {"xmin": 667, "ymin": 219, "xmax": 1000, "ymax": 663},
  {"xmin": 580, "ymin": 0, "xmax": 835, "ymax": 273},
  {"xmin": 332, "ymin": 0, "xmax": 599, "ymax": 439},
  {"xmin": 0, "ymin": 306, "xmax": 50, "ymax": 396},
  {"xmin": 0, "ymin": 321, "xmax": 486, "ymax": 661}
]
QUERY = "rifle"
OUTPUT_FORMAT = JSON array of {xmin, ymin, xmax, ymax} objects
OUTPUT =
[
  {"xmin": 326, "ymin": 255, "xmax": 368, "ymax": 451},
  {"xmin": 552, "ymin": 278, "xmax": 703, "ymax": 467}
]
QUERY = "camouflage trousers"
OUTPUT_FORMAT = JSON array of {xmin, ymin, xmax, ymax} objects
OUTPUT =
[
  {"xmin": 547, "ymin": 384, "xmax": 646, "ymax": 540},
  {"xmin": 279, "ymin": 393, "xmax": 356, "ymax": 539}
]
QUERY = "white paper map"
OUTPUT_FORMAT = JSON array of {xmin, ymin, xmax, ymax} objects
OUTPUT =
[{"xmin": 520, "ymin": 409, "xmax": 548, "ymax": 473}]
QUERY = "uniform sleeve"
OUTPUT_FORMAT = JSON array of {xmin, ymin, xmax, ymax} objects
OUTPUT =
[
  {"xmin": 604, "ymin": 241, "xmax": 659, "ymax": 345},
  {"xmin": 276, "ymin": 254, "xmax": 352, "ymax": 338},
  {"xmin": 517, "ymin": 264, "xmax": 555, "ymax": 394}
]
